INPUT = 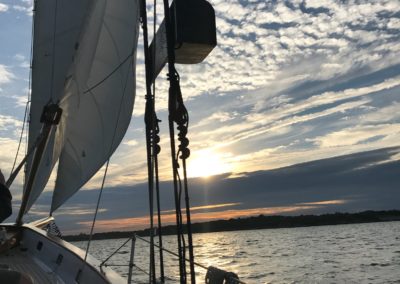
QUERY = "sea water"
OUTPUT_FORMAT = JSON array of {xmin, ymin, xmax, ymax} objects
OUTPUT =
[{"xmin": 73, "ymin": 221, "xmax": 400, "ymax": 283}]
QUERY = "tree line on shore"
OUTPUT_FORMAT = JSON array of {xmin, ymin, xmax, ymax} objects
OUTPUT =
[{"xmin": 64, "ymin": 210, "xmax": 400, "ymax": 241}]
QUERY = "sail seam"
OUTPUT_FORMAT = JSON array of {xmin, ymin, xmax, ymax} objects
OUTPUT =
[
  {"xmin": 83, "ymin": 53, "xmax": 133, "ymax": 95},
  {"xmin": 49, "ymin": 0, "xmax": 59, "ymax": 102}
]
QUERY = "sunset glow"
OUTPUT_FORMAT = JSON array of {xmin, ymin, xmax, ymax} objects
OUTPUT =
[
  {"xmin": 186, "ymin": 149, "xmax": 231, "ymax": 178},
  {"xmin": 76, "ymin": 204, "xmax": 326, "ymax": 233},
  {"xmin": 1, "ymin": 0, "xmax": 399, "ymax": 235}
]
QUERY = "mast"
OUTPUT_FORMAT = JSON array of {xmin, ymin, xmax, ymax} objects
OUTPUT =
[
  {"xmin": 16, "ymin": 104, "xmax": 62, "ymax": 225},
  {"xmin": 145, "ymin": 0, "xmax": 217, "ymax": 282}
]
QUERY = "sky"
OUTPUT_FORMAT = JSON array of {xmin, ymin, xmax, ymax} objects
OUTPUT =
[{"xmin": 0, "ymin": 0, "xmax": 399, "ymax": 234}]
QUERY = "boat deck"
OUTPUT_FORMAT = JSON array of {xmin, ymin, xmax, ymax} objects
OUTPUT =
[
  {"xmin": 0, "ymin": 245, "xmax": 61, "ymax": 284},
  {"xmin": 0, "ymin": 224, "xmax": 126, "ymax": 284}
]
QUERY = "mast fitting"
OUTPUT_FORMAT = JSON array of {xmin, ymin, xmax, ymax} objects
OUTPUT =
[{"xmin": 40, "ymin": 103, "xmax": 62, "ymax": 125}]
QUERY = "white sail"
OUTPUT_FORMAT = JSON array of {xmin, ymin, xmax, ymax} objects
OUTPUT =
[
  {"xmin": 26, "ymin": 0, "xmax": 140, "ymax": 212},
  {"xmin": 51, "ymin": 0, "xmax": 140, "ymax": 211},
  {"xmin": 26, "ymin": 0, "xmax": 93, "ymax": 211}
]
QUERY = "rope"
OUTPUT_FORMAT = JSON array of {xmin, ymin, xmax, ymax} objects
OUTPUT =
[
  {"xmin": 11, "ymin": 101, "xmax": 30, "ymax": 175},
  {"xmin": 160, "ymin": 0, "xmax": 188, "ymax": 281},
  {"xmin": 169, "ymin": 71, "xmax": 196, "ymax": 282},
  {"xmin": 161, "ymin": 1, "xmax": 195, "ymax": 279},
  {"xmin": 168, "ymin": 106, "xmax": 187, "ymax": 283}
]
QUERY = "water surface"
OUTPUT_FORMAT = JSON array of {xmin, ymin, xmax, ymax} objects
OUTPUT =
[{"xmin": 74, "ymin": 221, "xmax": 400, "ymax": 283}]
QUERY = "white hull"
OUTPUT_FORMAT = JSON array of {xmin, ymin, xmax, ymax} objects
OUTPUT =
[{"xmin": 0, "ymin": 224, "xmax": 125, "ymax": 284}]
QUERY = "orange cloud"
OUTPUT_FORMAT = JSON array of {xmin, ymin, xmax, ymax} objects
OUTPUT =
[
  {"xmin": 296, "ymin": 199, "xmax": 347, "ymax": 206},
  {"xmin": 161, "ymin": 202, "xmax": 241, "ymax": 214}
]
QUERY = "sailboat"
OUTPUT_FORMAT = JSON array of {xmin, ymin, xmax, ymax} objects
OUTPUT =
[{"xmin": 0, "ymin": 0, "xmax": 235, "ymax": 283}]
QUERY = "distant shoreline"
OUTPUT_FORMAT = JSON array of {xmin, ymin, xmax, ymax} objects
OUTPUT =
[{"xmin": 64, "ymin": 210, "xmax": 400, "ymax": 242}]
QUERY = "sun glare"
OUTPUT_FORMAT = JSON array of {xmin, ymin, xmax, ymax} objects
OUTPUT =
[{"xmin": 187, "ymin": 149, "xmax": 231, "ymax": 178}]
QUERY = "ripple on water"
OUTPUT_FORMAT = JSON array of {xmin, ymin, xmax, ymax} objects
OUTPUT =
[
  {"xmin": 361, "ymin": 262, "xmax": 391, "ymax": 267},
  {"xmin": 323, "ymin": 259, "xmax": 339, "ymax": 264},
  {"xmin": 247, "ymin": 272, "xmax": 271, "ymax": 279}
]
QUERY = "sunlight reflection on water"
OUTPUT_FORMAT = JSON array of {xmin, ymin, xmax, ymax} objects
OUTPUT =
[{"xmin": 73, "ymin": 221, "xmax": 400, "ymax": 283}]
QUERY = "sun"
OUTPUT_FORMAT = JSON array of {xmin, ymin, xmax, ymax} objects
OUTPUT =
[{"xmin": 186, "ymin": 149, "xmax": 231, "ymax": 178}]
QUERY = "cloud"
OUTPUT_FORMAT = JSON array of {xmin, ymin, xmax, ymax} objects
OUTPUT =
[
  {"xmin": 24, "ymin": 147, "xmax": 400, "ymax": 234},
  {"xmin": 0, "ymin": 114, "xmax": 23, "ymax": 136},
  {"xmin": 161, "ymin": 202, "xmax": 241, "ymax": 214},
  {"xmin": 13, "ymin": 54, "xmax": 25, "ymax": 61},
  {"xmin": 3, "ymin": 0, "xmax": 400, "ymax": 234},
  {"xmin": 171, "ymin": 0, "xmax": 398, "ymax": 101},
  {"xmin": 0, "ymin": 3, "xmax": 8, "ymax": 12},
  {"xmin": 359, "ymin": 102, "xmax": 400, "ymax": 123},
  {"xmin": 297, "ymin": 200, "xmax": 348, "ymax": 206},
  {"xmin": 311, "ymin": 124, "xmax": 400, "ymax": 148},
  {"xmin": 123, "ymin": 139, "xmax": 139, "ymax": 146},
  {"xmin": 0, "ymin": 65, "xmax": 15, "ymax": 86},
  {"xmin": 12, "ymin": 1, "xmax": 33, "ymax": 16},
  {"xmin": 4, "ymin": 1, "xmax": 399, "ymax": 185},
  {"xmin": 0, "ymin": 137, "xmax": 26, "ymax": 189},
  {"xmin": 13, "ymin": 54, "xmax": 29, "ymax": 69}
]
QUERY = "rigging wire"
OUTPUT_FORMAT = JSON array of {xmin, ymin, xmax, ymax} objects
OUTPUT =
[
  {"xmin": 6, "ymin": 131, "xmax": 44, "ymax": 188},
  {"xmin": 140, "ymin": 0, "xmax": 160, "ymax": 281},
  {"xmin": 24, "ymin": 0, "xmax": 35, "ymax": 184},
  {"xmin": 100, "ymin": 234, "xmax": 247, "ymax": 284},
  {"xmin": 135, "ymin": 235, "xmax": 247, "ymax": 284},
  {"xmin": 9, "ymin": 1, "xmax": 34, "ymax": 187},
  {"xmin": 151, "ymin": 0, "xmax": 166, "ymax": 282},
  {"xmin": 10, "ymin": 101, "xmax": 30, "ymax": 176},
  {"xmin": 82, "ymin": 43, "xmax": 136, "ymax": 268},
  {"xmin": 83, "ymin": 159, "xmax": 110, "ymax": 262},
  {"xmin": 154, "ymin": 148, "xmax": 166, "ymax": 283}
]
